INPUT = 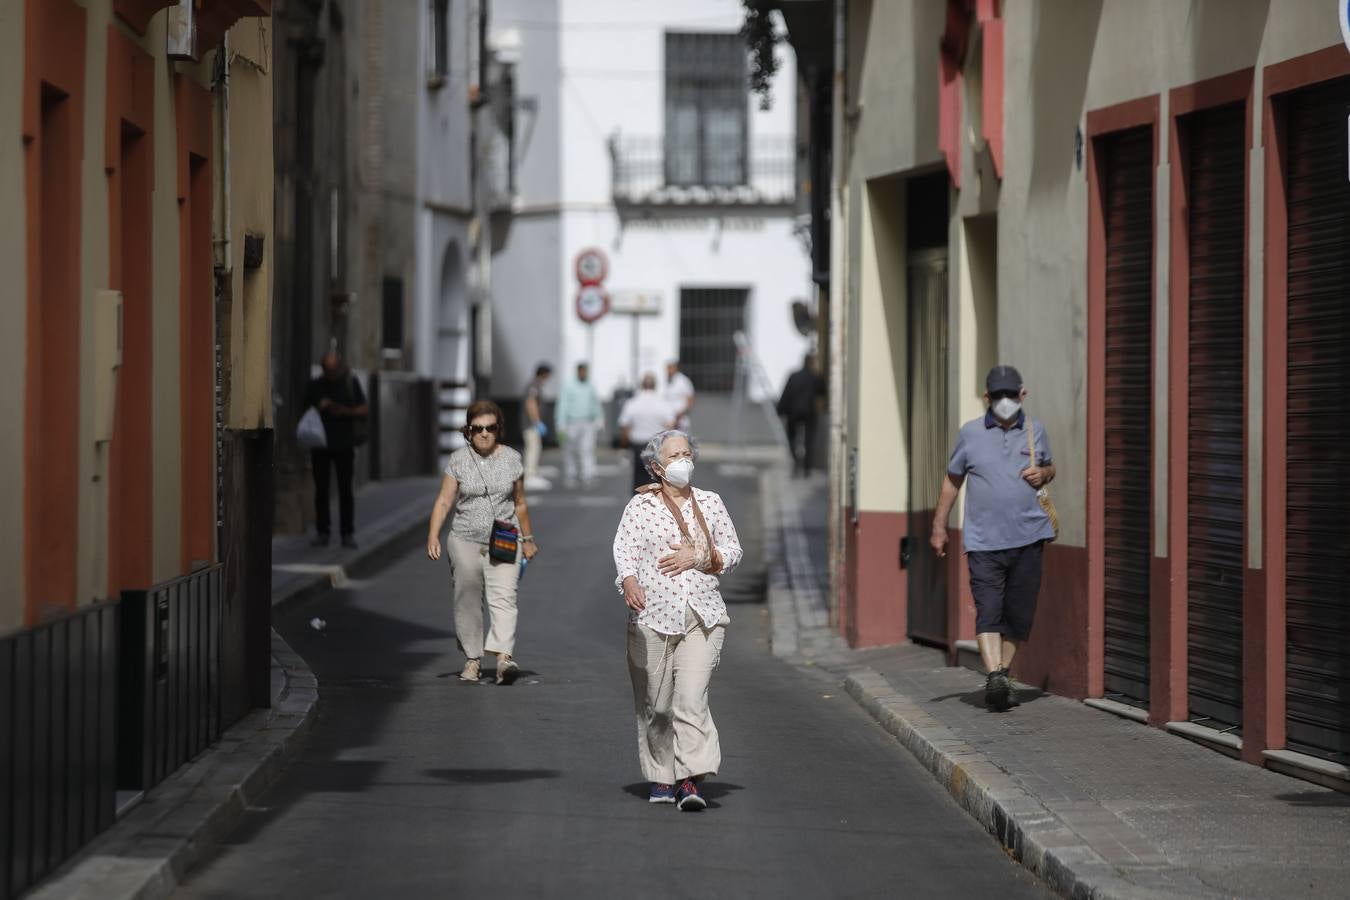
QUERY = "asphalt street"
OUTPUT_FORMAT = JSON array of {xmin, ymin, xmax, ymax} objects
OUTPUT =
[{"xmin": 179, "ymin": 460, "xmax": 1050, "ymax": 899}]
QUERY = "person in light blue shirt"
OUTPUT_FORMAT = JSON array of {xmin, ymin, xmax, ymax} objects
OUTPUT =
[
  {"xmin": 554, "ymin": 362, "xmax": 604, "ymax": 488},
  {"xmin": 930, "ymin": 365, "xmax": 1057, "ymax": 712}
]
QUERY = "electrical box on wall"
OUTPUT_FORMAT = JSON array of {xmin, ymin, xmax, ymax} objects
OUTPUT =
[
  {"xmin": 94, "ymin": 289, "xmax": 123, "ymax": 444},
  {"xmin": 166, "ymin": 0, "xmax": 198, "ymax": 62}
]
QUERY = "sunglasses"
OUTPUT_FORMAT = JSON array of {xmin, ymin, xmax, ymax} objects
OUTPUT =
[
  {"xmin": 990, "ymin": 390, "xmax": 1020, "ymax": 401},
  {"xmin": 466, "ymin": 424, "xmax": 500, "ymax": 435}
]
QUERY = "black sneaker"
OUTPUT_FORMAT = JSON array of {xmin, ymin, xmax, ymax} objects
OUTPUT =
[
  {"xmin": 985, "ymin": 669, "xmax": 1012, "ymax": 711},
  {"xmin": 675, "ymin": 779, "xmax": 706, "ymax": 812},
  {"xmin": 1002, "ymin": 668, "xmax": 1022, "ymax": 706},
  {"xmin": 311, "ymin": 533, "xmax": 331, "ymax": 548},
  {"xmin": 341, "ymin": 536, "xmax": 359, "ymax": 549}
]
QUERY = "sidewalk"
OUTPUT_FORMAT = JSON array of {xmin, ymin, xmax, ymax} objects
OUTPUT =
[
  {"xmin": 31, "ymin": 476, "xmax": 442, "ymax": 900},
  {"xmin": 272, "ymin": 475, "xmax": 441, "ymax": 608},
  {"xmin": 764, "ymin": 472, "xmax": 1350, "ymax": 900}
]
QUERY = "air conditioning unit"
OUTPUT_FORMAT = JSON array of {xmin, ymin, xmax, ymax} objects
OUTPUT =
[{"xmin": 166, "ymin": 0, "xmax": 198, "ymax": 62}]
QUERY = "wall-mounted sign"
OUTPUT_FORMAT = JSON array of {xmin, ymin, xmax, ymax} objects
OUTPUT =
[
  {"xmin": 574, "ymin": 247, "xmax": 609, "ymax": 286},
  {"xmin": 610, "ymin": 290, "xmax": 662, "ymax": 315},
  {"xmin": 1341, "ymin": 0, "xmax": 1350, "ymax": 54},
  {"xmin": 576, "ymin": 284, "xmax": 611, "ymax": 323}
]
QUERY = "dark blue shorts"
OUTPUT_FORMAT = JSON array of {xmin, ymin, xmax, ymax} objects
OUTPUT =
[{"xmin": 967, "ymin": 542, "xmax": 1044, "ymax": 641}]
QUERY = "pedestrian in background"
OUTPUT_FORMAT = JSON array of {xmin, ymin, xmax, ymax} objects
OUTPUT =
[
  {"xmin": 555, "ymin": 361, "xmax": 603, "ymax": 489},
  {"xmin": 663, "ymin": 359, "xmax": 696, "ymax": 432},
  {"xmin": 777, "ymin": 353, "xmax": 824, "ymax": 477},
  {"xmin": 618, "ymin": 372, "xmax": 676, "ymax": 490},
  {"xmin": 426, "ymin": 400, "xmax": 540, "ymax": 685},
  {"xmin": 522, "ymin": 363, "xmax": 553, "ymax": 491},
  {"xmin": 305, "ymin": 351, "xmax": 369, "ymax": 548},
  {"xmin": 614, "ymin": 430, "xmax": 742, "ymax": 811},
  {"xmin": 930, "ymin": 365, "xmax": 1056, "ymax": 711}
]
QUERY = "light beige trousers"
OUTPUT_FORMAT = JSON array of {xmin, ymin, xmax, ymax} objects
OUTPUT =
[
  {"xmin": 523, "ymin": 428, "xmax": 542, "ymax": 480},
  {"xmin": 447, "ymin": 533, "xmax": 520, "ymax": 659},
  {"xmin": 627, "ymin": 607, "xmax": 728, "ymax": 784}
]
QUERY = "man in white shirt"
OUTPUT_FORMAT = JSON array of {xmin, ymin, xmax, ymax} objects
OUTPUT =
[
  {"xmin": 618, "ymin": 373, "xmax": 676, "ymax": 489},
  {"xmin": 663, "ymin": 359, "xmax": 696, "ymax": 432}
]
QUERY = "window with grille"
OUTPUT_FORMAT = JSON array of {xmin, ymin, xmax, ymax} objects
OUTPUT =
[
  {"xmin": 678, "ymin": 287, "xmax": 748, "ymax": 392},
  {"xmin": 664, "ymin": 32, "xmax": 748, "ymax": 187}
]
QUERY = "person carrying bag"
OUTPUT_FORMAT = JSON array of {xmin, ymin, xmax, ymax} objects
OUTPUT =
[{"xmin": 426, "ymin": 400, "xmax": 539, "ymax": 685}]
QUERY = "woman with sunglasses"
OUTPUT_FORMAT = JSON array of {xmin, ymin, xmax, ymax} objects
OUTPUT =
[{"xmin": 427, "ymin": 400, "xmax": 539, "ymax": 684}]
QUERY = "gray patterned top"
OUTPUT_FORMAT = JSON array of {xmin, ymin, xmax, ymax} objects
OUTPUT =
[{"xmin": 446, "ymin": 446, "xmax": 524, "ymax": 544}]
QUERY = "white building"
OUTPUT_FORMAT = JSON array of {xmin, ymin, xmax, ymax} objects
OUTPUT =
[{"xmin": 490, "ymin": 0, "xmax": 812, "ymax": 428}]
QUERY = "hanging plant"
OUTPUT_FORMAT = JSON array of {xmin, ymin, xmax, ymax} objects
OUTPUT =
[{"xmin": 741, "ymin": 0, "xmax": 780, "ymax": 111}]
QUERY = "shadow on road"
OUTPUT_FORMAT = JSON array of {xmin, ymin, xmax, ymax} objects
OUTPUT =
[
  {"xmin": 620, "ymin": 781, "xmax": 746, "ymax": 808},
  {"xmin": 424, "ymin": 768, "xmax": 563, "ymax": 784},
  {"xmin": 928, "ymin": 688, "xmax": 1047, "ymax": 711}
]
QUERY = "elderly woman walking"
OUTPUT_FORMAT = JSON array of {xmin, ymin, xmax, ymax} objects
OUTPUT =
[
  {"xmin": 613, "ymin": 430, "xmax": 742, "ymax": 811},
  {"xmin": 427, "ymin": 400, "xmax": 539, "ymax": 685}
]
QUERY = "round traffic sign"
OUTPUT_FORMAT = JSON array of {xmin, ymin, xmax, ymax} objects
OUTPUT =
[
  {"xmin": 575, "ymin": 247, "xmax": 609, "ymax": 286},
  {"xmin": 576, "ymin": 284, "xmax": 610, "ymax": 323}
]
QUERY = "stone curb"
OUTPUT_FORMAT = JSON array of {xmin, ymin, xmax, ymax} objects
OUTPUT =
[
  {"xmin": 272, "ymin": 502, "xmax": 430, "ymax": 610},
  {"xmin": 841, "ymin": 668, "xmax": 1216, "ymax": 900},
  {"xmin": 28, "ymin": 631, "xmax": 319, "ymax": 900}
]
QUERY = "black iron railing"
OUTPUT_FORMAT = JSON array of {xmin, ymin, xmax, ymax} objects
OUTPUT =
[
  {"xmin": 0, "ymin": 602, "xmax": 118, "ymax": 899},
  {"xmin": 118, "ymin": 565, "xmax": 224, "ymax": 793},
  {"xmin": 610, "ymin": 135, "xmax": 796, "ymax": 209}
]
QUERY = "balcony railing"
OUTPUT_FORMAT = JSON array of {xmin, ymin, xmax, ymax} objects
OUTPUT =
[{"xmin": 610, "ymin": 135, "xmax": 796, "ymax": 210}]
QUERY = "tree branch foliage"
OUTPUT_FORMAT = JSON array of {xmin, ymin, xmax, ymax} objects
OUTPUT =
[{"xmin": 741, "ymin": 0, "xmax": 780, "ymax": 111}]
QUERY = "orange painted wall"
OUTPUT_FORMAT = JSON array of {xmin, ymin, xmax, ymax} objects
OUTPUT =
[{"xmin": 23, "ymin": 0, "xmax": 86, "ymax": 623}]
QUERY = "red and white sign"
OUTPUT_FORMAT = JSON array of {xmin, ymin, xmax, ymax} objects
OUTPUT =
[
  {"xmin": 575, "ymin": 284, "xmax": 610, "ymax": 323},
  {"xmin": 574, "ymin": 247, "xmax": 609, "ymax": 286}
]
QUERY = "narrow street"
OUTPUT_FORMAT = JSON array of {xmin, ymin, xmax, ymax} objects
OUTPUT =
[{"xmin": 178, "ymin": 464, "xmax": 1048, "ymax": 898}]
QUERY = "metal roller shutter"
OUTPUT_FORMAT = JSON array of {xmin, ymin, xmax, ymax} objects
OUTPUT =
[
  {"xmin": 1185, "ymin": 103, "xmax": 1246, "ymax": 732},
  {"xmin": 1284, "ymin": 78, "xmax": 1350, "ymax": 763},
  {"xmin": 1102, "ymin": 126, "xmax": 1154, "ymax": 705}
]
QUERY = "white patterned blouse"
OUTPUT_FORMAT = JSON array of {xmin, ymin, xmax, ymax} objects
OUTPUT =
[{"xmin": 612, "ymin": 487, "xmax": 743, "ymax": 636}]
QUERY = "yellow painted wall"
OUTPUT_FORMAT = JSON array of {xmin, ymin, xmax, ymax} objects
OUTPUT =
[
  {"xmin": 150, "ymin": 10, "xmax": 185, "ymax": 583},
  {"xmin": 78, "ymin": 0, "xmax": 114, "ymax": 607},
  {"xmin": 226, "ymin": 18, "xmax": 275, "ymax": 431},
  {"xmin": 854, "ymin": 177, "xmax": 909, "ymax": 513},
  {"xmin": 0, "ymin": 0, "xmax": 27, "ymax": 634}
]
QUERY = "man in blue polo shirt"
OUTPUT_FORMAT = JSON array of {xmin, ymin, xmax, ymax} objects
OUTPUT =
[{"xmin": 930, "ymin": 365, "xmax": 1056, "ymax": 711}]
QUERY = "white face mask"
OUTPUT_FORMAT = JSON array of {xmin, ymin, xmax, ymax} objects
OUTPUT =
[
  {"xmin": 661, "ymin": 458, "xmax": 694, "ymax": 488},
  {"xmin": 992, "ymin": 397, "xmax": 1022, "ymax": 421}
]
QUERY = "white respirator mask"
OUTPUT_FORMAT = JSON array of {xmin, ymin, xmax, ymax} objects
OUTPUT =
[
  {"xmin": 992, "ymin": 397, "xmax": 1022, "ymax": 421},
  {"xmin": 662, "ymin": 459, "xmax": 694, "ymax": 488}
]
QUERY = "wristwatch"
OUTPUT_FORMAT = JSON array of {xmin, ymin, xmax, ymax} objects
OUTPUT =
[{"xmin": 521, "ymin": 534, "xmax": 536, "ymax": 543}]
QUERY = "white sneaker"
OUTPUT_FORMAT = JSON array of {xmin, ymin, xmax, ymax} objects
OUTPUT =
[{"xmin": 524, "ymin": 476, "xmax": 553, "ymax": 491}]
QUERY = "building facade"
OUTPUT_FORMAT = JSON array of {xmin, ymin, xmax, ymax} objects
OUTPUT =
[
  {"xmin": 1, "ymin": 1, "xmax": 275, "ymax": 894},
  {"xmin": 488, "ymin": 0, "xmax": 813, "ymax": 429},
  {"xmin": 794, "ymin": 0, "xmax": 1349, "ymax": 787}
]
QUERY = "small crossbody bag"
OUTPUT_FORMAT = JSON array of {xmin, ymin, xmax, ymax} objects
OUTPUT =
[
  {"xmin": 1026, "ymin": 419, "xmax": 1060, "ymax": 541},
  {"xmin": 489, "ymin": 519, "xmax": 520, "ymax": 563}
]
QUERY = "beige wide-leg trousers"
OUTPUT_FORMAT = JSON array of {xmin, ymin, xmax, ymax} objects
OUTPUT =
[
  {"xmin": 447, "ymin": 533, "xmax": 520, "ymax": 659},
  {"xmin": 627, "ymin": 606, "xmax": 728, "ymax": 784}
]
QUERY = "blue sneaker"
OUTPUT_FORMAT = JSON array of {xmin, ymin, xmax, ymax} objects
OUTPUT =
[
  {"xmin": 648, "ymin": 782, "xmax": 676, "ymax": 804},
  {"xmin": 675, "ymin": 779, "xmax": 706, "ymax": 812}
]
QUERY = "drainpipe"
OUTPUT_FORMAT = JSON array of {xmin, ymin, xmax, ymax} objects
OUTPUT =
[
  {"xmin": 218, "ymin": 32, "xmax": 233, "ymax": 276},
  {"xmin": 826, "ymin": 0, "xmax": 847, "ymax": 629}
]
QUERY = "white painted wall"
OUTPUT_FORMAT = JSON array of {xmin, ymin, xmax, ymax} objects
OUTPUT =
[{"xmin": 491, "ymin": 0, "xmax": 812, "ymax": 401}]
